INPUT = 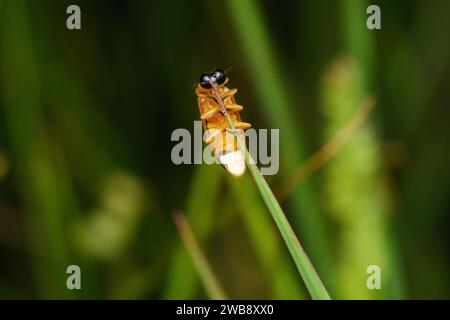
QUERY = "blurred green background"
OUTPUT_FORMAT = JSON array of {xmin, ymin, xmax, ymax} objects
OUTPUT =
[{"xmin": 0, "ymin": 0, "xmax": 449, "ymax": 299}]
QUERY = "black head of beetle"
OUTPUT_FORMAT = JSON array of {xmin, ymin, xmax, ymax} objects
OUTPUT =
[{"xmin": 199, "ymin": 68, "xmax": 227, "ymax": 89}]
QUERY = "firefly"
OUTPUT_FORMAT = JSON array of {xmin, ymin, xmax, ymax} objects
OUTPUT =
[{"xmin": 195, "ymin": 69, "xmax": 251, "ymax": 177}]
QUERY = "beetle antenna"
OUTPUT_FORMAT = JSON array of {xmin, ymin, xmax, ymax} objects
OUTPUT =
[{"xmin": 224, "ymin": 60, "xmax": 247, "ymax": 75}]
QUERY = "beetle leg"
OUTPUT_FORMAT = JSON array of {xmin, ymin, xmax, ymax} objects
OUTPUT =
[
  {"xmin": 234, "ymin": 121, "xmax": 251, "ymax": 129},
  {"xmin": 200, "ymin": 106, "xmax": 221, "ymax": 120},
  {"xmin": 225, "ymin": 103, "xmax": 243, "ymax": 111},
  {"xmin": 204, "ymin": 129, "xmax": 221, "ymax": 144},
  {"xmin": 221, "ymin": 88, "xmax": 237, "ymax": 99}
]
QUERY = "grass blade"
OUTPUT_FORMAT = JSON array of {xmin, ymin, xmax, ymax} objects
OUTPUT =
[
  {"xmin": 226, "ymin": 174, "xmax": 305, "ymax": 299},
  {"xmin": 226, "ymin": 0, "xmax": 333, "ymax": 282},
  {"xmin": 210, "ymin": 84, "xmax": 330, "ymax": 300},
  {"xmin": 172, "ymin": 211, "xmax": 228, "ymax": 300},
  {"xmin": 0, "ymin": 0, "xmax": 73, "ymax": 298},
  {"xmin": 242, "ymin": 153, "xmax": 330, "ymax": 299},
  {"xmin": 163, "ymin": 165, "xmax": 221, "ymax": 299},
  {"xmin": 274, "ymin": 96, "xmax": 375, "ymax": 202}
]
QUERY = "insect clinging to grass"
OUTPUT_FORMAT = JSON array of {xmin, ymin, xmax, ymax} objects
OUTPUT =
[{"xmin": 195, "ymin": 68, "xmax": 251, "ymax": 177}]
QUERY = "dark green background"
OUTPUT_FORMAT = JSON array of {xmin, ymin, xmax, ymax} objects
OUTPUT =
[{"xmin": 0, "ymin": 0, "xmax": 449, "ymax": 299}]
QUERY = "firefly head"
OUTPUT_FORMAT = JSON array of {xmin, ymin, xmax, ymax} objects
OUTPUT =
[{"xmin": 199, "ymin": 68, "xmax": 227, "ymax": 89}]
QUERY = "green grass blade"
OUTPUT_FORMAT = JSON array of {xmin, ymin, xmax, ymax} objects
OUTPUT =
[
  {"xmin": 163, "ymin": 165, "xmax": 222, "ymax": 299},
  {"xmin": 226, "ymin": 174, "xmax": 305, "ymax": 299},
  {"xmin": 210, "ymin": 84, "xmax": 330, "ymax": 300},
  {"xmin": 338, "ymin": 0, "xmax": 406, "ymax": 298},
  {"xmin": 0, "ymin": 0, "xmax": 73, "ymax": 298},
  {"xmin": 226, "ymin": 0, "xmax": 333, "ymax": 281},
  {"xmin": 173, "ymin": 212, "xmax": 228, "ymax": 300},
  {"xmin": 241, "ymin": 147, "xmax": 330, "ymax": 299}
]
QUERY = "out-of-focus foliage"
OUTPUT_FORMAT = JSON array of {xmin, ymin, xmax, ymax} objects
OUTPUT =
[{"xmin": 0, "ymin": 0, "xmax": 449, "ymax": 299}]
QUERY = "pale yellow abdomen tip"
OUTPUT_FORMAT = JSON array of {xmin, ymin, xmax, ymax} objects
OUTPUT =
[{"xmin": 218, "ymin": 150, "xmax": 246, "ymax": 177}]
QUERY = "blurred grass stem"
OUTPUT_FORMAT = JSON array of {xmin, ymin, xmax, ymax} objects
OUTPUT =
[
  {"xmin": 172, "ymin": 211, "xmax": 228, "ymax": 300},
  {"xmin": 274, "ymin": 96, "xmax": 375, "ymax": 202}
]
